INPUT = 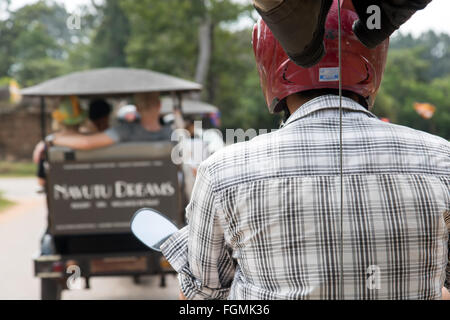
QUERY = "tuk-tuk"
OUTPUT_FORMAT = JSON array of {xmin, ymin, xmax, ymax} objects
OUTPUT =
[{"xmin": 20, "ymin": 67, "xmax": 206, "ymax": 300}]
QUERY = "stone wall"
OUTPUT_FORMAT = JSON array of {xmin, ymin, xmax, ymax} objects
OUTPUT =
[{"xmin": 0, "ymin": 106, "xmax": 51, "ymax": 160}]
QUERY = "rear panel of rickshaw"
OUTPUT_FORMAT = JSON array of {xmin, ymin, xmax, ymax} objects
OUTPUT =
[{"xmin": 36, "ymin": 142, "xmax": 182, "ymax": 277}]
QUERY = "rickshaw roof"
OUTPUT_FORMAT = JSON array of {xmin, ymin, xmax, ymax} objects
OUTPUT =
[
  {"xmin": 20, "ymin": 68, "xmax": 202, "ymax": 97},
  {"xmin": 161, "ymin": 98, "xmax": 219, "ymax": 115}
]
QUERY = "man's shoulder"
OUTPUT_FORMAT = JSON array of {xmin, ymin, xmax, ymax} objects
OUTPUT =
[
  {"xmin": 111, "ymin": 121, "xmax": 136, "ymax": 132},
  {"xmin": 200, "ymin": 119, "xmax": 449, "ymax": 191},
  {"xmin": 110, "ymin": 122, "xmax": 173, "ymax": 141},
  {"xmin": 105, "ymin": 122, "xmax": 137, "ymax": 141},
  {"xmin": 375, "ymin": 120, "xmax": 449, "ymax": 153},
  {"xmin": 199, "ymin": 129, "xmax": 281, "ymax": 191},
  {"xmin": 204, "ymin": 129, "xmax": 278, "ymax": 165}
]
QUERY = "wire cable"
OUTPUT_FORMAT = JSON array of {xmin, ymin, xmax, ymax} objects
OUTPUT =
[{"xmin": 337, "ymin": 0, "xmax": 344, "ymax": 301}]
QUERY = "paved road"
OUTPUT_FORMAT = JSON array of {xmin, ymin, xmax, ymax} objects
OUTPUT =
[
  {"xmin": 0, "ymin": 177, "xmax": 43, "ymax": 201},
  {"xmin": 0, "ymin": 178, "xmax": 180, "ymax": 300}
]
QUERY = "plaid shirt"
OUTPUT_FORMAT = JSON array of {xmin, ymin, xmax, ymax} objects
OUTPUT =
[{"xmin": 161, "ymin": 95, "xmax": 450, "ymax": 300}]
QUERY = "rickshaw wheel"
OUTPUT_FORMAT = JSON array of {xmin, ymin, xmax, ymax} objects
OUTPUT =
[
  {"xmin": 41, "ymin": 279, "xmax": 62, "ymax": 300},
  {"xmin": 133, "ymin": 275, "xmax": 141, "ymax": 285}
]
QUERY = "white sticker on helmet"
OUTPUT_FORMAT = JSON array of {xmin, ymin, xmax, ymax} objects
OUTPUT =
[{"xmin": 319, "ymin": 67, "xmax": 340, "ymax": 82}]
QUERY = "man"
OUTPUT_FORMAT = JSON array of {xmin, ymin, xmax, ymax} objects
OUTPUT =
[
  {"xmin": 34, "ymin": 97, "xmax": 88, "ymax": 187},
  {"xmin": 254, "ymin": 0, "xmax": 432, "ymax": 67},
  {"xmin": 179, "ymin": 116, "xmax": 210, "ymax": 201},
  {"xmin": 86, "ymin": 99, "xmax": 112, "ymax": 133},
  {"xmin": 161, "ymin": 1, "xmax": 449, "ymax": 299},
  {"xmin": 34, "ymin": 97, "xmax": 89, "ymax": 254},
  {"xmin": 52, "ymin": 92, "xmax": 171, "ymax": 149},
  {"xmin": 117, "ymin": 104, "xmax": 140, "ymax": 124}
]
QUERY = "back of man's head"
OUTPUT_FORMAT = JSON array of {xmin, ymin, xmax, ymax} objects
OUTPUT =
[
  {"xmin": 252, "ymin": 1, "xmax": 390, "ymax": 114},
  {"xmin": 89, "ymin": 99, "xmax": 112, "ymax": 121},
  {"xmin": 134, "ymin": 92, "xmax": 161, "ymax": 113}
]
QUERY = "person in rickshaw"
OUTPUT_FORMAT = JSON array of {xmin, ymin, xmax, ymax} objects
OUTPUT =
[
  {"xmin": 31, "ymin": 97, "xmax": 89, "ymax": 254},
  {"xmin": 117, "ymin": 104, "xmax": 140, "ymax": 124},
  {"xmin": 83, "ymin": 99, "xmax": 113, "ymax": 133},
  {"xmin": 33, "ymin": 96, "xmax": 88, "ymax": 187},
  {"xmin": 50, "ymin": 92, "xmax": 172, "ymax": 150},
  {"xmin": 33, "ymin": 97, "xmax": 113, "ymax": 186}
]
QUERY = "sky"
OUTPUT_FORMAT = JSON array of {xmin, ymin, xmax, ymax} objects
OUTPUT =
[{"xmin": 8, "ymin": 0, "xmax": 450, "ymax": 36}]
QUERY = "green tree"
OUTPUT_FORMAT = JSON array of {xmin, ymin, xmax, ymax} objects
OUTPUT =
[
  {"xmin": 209, "ymin": 28, "xmax": 280, "ymax": 131},
  {"xmin": 119, "ymin": 0, "xmax": 279, "ymax": 131},
  {"xmin": 391, "ymin": 31, "xmax": 450, "ymax": 81},
  {"xmin": 373, "ymin": 33, "xmax": 450, "ymax": 140},
  {"xmin": 0, "ymin": 0, "xmax": 94, "ymax": 86},
  {"xmin": 120, "ymin": 0, "xmax": 202, "ymax": 78},
  {"xmin": 90, "ymin": 0, "xmax": 130, "ymax": 68},
  {"xmin": 0, "ymin": 13, "xmax": 17, "ymax": 77},
  {"xmin": 10, "ymin": 2, "xmax": 67, "ymax": 86}
]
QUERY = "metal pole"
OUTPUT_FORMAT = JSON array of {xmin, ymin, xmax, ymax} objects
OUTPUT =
[
  {"xmin": 40, "ymin": 96, "xmax": 47, "ymax": 141},
  {"xmin": 175, "ymin": 92, "xmax": 183, "ymax": 113},
  {"xmin": 172, "ymin": 92, "xmax": 188, "ymax": 225},
  {"xmin": 172, "ymin": 92, "xmax": 186, "ymax": 130}
]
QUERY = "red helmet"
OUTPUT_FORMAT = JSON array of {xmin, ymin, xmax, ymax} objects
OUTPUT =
[{"xmin": 253, "ymin": 0, "xmax": 389, "ymax": 113}]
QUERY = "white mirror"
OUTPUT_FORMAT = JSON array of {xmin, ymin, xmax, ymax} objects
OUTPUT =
[{"xmin": 131, "ymin": 208, "xmax": 179, "ymax": 252}]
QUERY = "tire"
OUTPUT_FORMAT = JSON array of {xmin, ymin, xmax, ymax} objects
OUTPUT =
[
  {"xmin": 160, "ymin": 274, "xmax": 166, "ymax": 288},
  {"xmin": 133, "ymin": 275, "xmax": 141, "ymax": 285},
  {"xmin": 41, "ymin": 279, "xmax": 62, "ymax": 300}
]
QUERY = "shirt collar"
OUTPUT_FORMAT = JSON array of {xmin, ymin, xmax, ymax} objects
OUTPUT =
[{"xmin": 283, "ymin": 95, "xmax": 378, "ymax": 127}]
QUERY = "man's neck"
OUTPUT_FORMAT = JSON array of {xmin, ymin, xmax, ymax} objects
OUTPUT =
[
  {"xmin": 286, "ymin": 92, "xmax": 362, "ymax": 115},
  {"xmin": 286, "ymin": 94, "xmax": 314, "ymax": 115},
  {"xmin": 140, "ymin": 112, "xmax": 162, "ymax": 132}
]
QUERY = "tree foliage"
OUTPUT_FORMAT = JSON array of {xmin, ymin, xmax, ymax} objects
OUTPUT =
[
  {"xmin": 374, "ymin": 32, "xmax": 450, "ymax": 139},
  {"xmin": 90, "ymin": 0, "xmax": 130, "ymax": 68},
  {"xmin": 0, "ymin": 0, "xmax": 94, "ymax": 85},
  {"xmin": 0, "ymin": 1, "xmax": 448, "ymax": 138}
]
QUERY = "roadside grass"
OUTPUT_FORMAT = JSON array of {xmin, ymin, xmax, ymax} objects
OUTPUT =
[
  {"xmin": 0, "ymin": 192, "xmax": 14, "ymax": 212},
  {"xmin": 0, "ymin": 161, "xmax": 36, "ymax": 177}
]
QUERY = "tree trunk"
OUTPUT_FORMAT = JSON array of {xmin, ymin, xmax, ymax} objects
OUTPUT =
[{"xmin": 193, "ymin": 15, "xmax": 213, "ymax": 100}]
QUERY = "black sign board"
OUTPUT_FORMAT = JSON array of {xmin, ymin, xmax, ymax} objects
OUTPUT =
[{"xmin": 47, "ymin": 158, "xmax": 180, "ymax": 236}]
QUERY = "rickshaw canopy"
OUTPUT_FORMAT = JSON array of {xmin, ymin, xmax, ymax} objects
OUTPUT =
[
  {"xmin": 20, "ymin": 67, "xmax": 202, "ymax": 97},
  {"xmin": 161, "ymin": 98, "xmax": 218, "ymax": 115}
]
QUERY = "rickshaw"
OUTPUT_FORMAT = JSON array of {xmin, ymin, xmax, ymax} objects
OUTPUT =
[{"xmin": 20, "ymin": 67, "xmax": 206, "ymax": 300}]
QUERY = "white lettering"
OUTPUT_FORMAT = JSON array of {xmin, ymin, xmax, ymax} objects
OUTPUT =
[
  {"xmin": 54, "ymin": 184, "xmax": 113, "ymax": 201},
  {"xmin": 366, "ymin": 5, "xmax": 381, "ymax": 30},
  {"xmin": 114, "ymin": 181, "xmax": 175, "ymax": 198},
  {"xmin": 367, "ymin": 265, "xmax": 381, "ymax": 290},
  {"xmin": 66, "ymin": 14, "xmax": 81, "ymax": 30}
]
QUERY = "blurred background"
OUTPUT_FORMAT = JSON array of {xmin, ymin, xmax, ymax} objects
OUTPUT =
[
  {"xmin": 0, "ymin": 0, "xmax": 448, "ymax": 145},
  {"xmin": 0, "ymin": 0, "xmax": 449, "ymax": 299}
]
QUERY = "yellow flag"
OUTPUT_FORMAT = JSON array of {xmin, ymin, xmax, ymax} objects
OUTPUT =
[
  {"xmin": 9, "ymin": 80, "xmax": 22, "ymax": 104},
  {"xmin": 414, "ymin": 102, "xmax": 436, "ymax": 120},
  {"xmin": 70, "ymin": 95, "xmax": 81, "ymax": 117}
]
